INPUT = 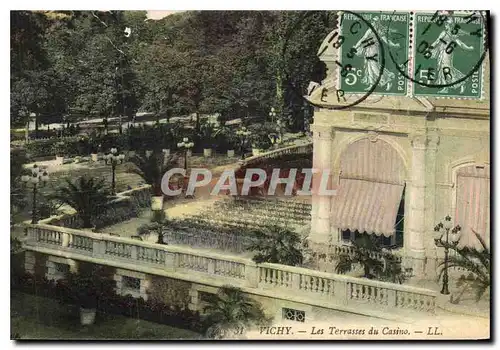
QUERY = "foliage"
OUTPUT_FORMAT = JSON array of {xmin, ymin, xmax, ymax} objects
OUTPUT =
[
  {"xmin": 51, "ymin": 175, "xmax": 111, "ymax": 228},
  {"xmin": 247, "ymin": 225, "xmax": 304, "ymax": 266},
  {"xmin": 148, "ymin": 276, "xmax": 191, "ymax": 309},
  {"xmin": 11, "ymin": 149, "xmax": 29, "ymax": 225},
  {"xmin": 25, "ymin": 137, "xmax": 74, "ymax": 158},
  {"xmin": 11, "ymin": 237, "xmax": 22, "ymax": 254},
  {"xmin": 127, "ymin": 152, "xmax": 179, "ymax": 196},
  {"xmin": 248, "ymin": 122, "xmax": 276, "ymax": 150},
  {"xmin": 218, "ymin": 126, "xmax": 239, "ymax": 150},
  {"xmin": 198, "ymin": 120, "xmax": 221, "ymax": 148},
  {"xmin": 37, "ymin": 195, "xmax": 64, "ymax": 219},
  {"xmin": 51, "ymin": 141, "xmax": 66, "ymax": 156},
  {"xmin": 11, "ymin": 11, "xmax": 333, "ymax": 133},
  {"xmin": 203, "ymin": 285, "xmax": 269, "ymax": 339},
  {"xmin": 13, "ymin": 271, "xmax": 204, "ymax": 334},
  {"xmin": 439, "ymin": 230, "xmax": 490, "ymax": 303},
  {"xmin": 62, "ymin": 266, "xmax": 116, "ymax": 309},
  {"xmin": 334, "ymin": 234, "xmax": 407, "ymax": 284},
  {"xmin": 137, "ymin": 210, "xmax": 169, "ymax": 244}
]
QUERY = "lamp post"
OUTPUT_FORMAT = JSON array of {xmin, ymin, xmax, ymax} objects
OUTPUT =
[
  {"xmin": 269, "ymin": 107, "xmax": 276, "ymax": 124},
  {"xmin": 434, "ymin": 215, "xmax": 462, "ymax": 295},
  {"xmin": 21, "ymin": 164, "xmax": 50, "ymax": 224},
  {"xmin": 236, "ymin": 126, "xmax": 251, "ymax": 160},
  {"xmin": 104, "ymin": 147, "xmax": 125, "ymax": 195},
  {"xmin": 177, "ymin": 137, "xmax": 194, "ymax": 171}
]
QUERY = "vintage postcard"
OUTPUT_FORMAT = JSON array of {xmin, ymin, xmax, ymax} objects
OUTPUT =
[{"xmin": 10, "ymin": 10, "xmax": 490, "ymax": 340}]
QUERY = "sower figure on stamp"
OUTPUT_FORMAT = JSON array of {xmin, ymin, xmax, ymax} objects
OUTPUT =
[
  {"xmin": 431, "ymin": 18, "xmax": 474, "ymax": 94},
  {"xmin": 354, "ymin": 16, "xmax": 400, "ymax": 91}
]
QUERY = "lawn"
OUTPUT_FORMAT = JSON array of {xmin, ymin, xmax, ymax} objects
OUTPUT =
[{"xmin": 11, "ymin": 291, "xmax": 202, "ymax": 340}]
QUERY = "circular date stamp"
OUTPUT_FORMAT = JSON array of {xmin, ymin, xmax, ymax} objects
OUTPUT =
[
  {"xmin": 388, "ymin": 10, "xmax": 489, "ymax": 98},
  {"xmin": 284, "ymin": 11, "xmax": 388, "ymax": 109}
]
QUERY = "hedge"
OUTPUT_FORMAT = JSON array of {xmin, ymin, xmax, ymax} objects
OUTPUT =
[
  {"xmin": 24, "ymin": 134, "xmax": 124, "ymax": 159},
  {"xmin": 12, "ymin": 272, "xmax": 206, "ymax": 335}
]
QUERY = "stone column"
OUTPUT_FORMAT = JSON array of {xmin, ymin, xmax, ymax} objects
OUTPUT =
[
  {"xmin": 407, "ymin": 133, "xmax": 428, "ymax": 277},
  {"xmin": 309, "ymin": 124, "xmax": 335, "ymax": 245}
]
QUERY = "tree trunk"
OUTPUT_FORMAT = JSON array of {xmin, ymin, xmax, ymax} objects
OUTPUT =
[
  {"xmin": 195, "ymin": 112, "xmax": 200, "ymax": 132},
  {"xmin": 25, "ymin": 120, "xmax": 29, "ymax": 143},
  {"xmin": 82, "ymin": 215, "xmax": 92, "ymax": 229},
  {"xmin": 34, "ymin": 113, "xmax": 39, "ymax": 139},
  {"xmin": 363, "ymin": 264, "xmax": 370, "ymax": 278}
]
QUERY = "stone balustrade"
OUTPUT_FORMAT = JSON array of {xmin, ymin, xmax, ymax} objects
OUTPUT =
[
  {"xmin": 23, "ymin": 222, "xmax": 437, "ymax": 315},
  {"xmin": 330, "ymin": 244, "xmax": 404, "ymax": 263},
  {"xmin": 240, "ymin": 142, "xmax": 313, "ymax": 167}
]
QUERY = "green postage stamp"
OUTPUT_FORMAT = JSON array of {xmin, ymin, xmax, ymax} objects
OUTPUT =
[
  {"xmin": 338, "ymin": 11, "xmax": 410, "ymax": 96},
  {"xmin": 412, "ymin": 11, "xmax": 486, "ymax": 98}
]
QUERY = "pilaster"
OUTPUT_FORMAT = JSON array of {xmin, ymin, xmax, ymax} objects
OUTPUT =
[
  {"xmin": 309, "ymin": 124, "xmax": 336, "ymax": 244},
  {"xmin": 407, "ymin": 131, "xmax": 436, "ymax": 277},
  {"xmin": 424, "ymin": 132, "xmax": 440, "ymax": 278}
]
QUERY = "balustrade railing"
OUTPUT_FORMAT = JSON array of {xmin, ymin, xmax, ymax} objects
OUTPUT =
[
  {"xmin": 23, "ymin": 223, "xmax": 437, "ymax": 314},
  {"xmin": 241, "ymin": 142, "xmax": 313, "ymax": 167}
]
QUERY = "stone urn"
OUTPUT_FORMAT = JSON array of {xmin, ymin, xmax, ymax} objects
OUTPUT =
[
  {"xmin": 151, "ymin": 195, "xmax": 164, "ymax": 211},
  {"xmin": 227, "ymin": 149, "xmax": 235, "ymax": 158},
  {"xmin": 203, "ymin": 148, "xmax": 213, "ymax": 157},
  {"xmin": 80, "ymin": 308, "xmax": 96, "ymax": 325},
  {"xmin": 91, "ymin": 153, "xmax": 99, "ymax": 162}
]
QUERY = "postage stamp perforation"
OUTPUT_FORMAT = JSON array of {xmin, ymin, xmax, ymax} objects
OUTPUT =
[{"xmin": 406, "ymin": 12, "xmax": 416, "ymax": 97}]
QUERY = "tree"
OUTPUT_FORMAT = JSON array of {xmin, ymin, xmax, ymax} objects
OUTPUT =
[
  {"xmin": 127, "ymin": 152, "xmax": 179, "ymax": 198},
  {"xmin": 203, "ymin": 286, "xmax": 268, "ymax": 339},
  {"xmin": 439, "ymin": 230, "xmax": 490, "ymax": 303},
  {"xmin": 137, "ymin": 210, "xmax": 169, "ymax": 244},
  {"xmin": 51, "ymin": 176, "xmax": 111, "ymax": 228},
  {"xmin": 61, "ymin": 265, "xmax": 116, "ymax": 325},
  {"xmin": 247, "ymin": 225, "xmax": 303, "ymax": 266},
  {"xmin": 334, "ymin": 234, "xmax": 406, "ymax": 283}
]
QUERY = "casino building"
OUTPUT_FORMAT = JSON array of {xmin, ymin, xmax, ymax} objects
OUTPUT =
[{"xmin": 306, "ymin": 52, "xmax": 490, "ymax": 279}]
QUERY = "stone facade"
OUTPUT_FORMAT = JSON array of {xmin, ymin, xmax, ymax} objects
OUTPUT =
[{"xmin": 307, "ymin": 59, "xmax": 490, "ymax": 279}]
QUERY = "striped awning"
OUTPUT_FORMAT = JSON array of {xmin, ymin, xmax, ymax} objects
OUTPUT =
[
  {"xmin": 330, "ymin": 178, "xmax": 405, "ymax": 237},
  {"xmin": 455, "ymin": 165, "xmax": 490, "ymax": 250}
]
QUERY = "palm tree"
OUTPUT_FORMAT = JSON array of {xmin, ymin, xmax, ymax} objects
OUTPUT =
[
  {"xmin": 127, "ymin": 151, "xmax": 179, "ymax": 210},
  {"xmin": 203, "ymin": 286, "xmax": 268, "ymax": 339},
  {"xmin": 137, "ymin": 210, "xmax": 169, "ymax": 244},
  {"xmin": 439, "ymin": 230, "xmax": 490, "ymax": 303},
  {"xmin": 334, "ymin": 234, "xmax": 406, "ymax": 283},
  {"xmin": 51, "ymin": 175, "xmax": 110, "ymax": 228},
  {"xmin": 247, "ymin": 225, "xmax": 303, "ymax": 266}
]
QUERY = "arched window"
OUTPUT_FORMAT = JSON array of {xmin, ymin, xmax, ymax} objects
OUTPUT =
[{"xmin": 333, "ymin": 138, "xmax": 406, "ymax": 248}]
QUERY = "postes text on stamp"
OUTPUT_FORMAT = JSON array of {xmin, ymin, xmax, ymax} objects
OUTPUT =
[{"xmin": 410, "ymin": 11, "xmax": 487, "ymax": 98}]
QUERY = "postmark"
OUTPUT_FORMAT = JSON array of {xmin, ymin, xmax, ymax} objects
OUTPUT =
[
  {"xmin": 389, "ymin": 10, "xmax": 488, "ymax": 98},
  {"xmin": 286, "ymin": 11, "xmax": 387, "ymax": 109},
  {"xmin": 337, "ymin": 11, "xmax": 409, "ymax": 96}
]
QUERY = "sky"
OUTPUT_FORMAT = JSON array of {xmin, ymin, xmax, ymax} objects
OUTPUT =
[{"xmin": 146, "ymin": 10, "xmax": 184, "ymax": 20}]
